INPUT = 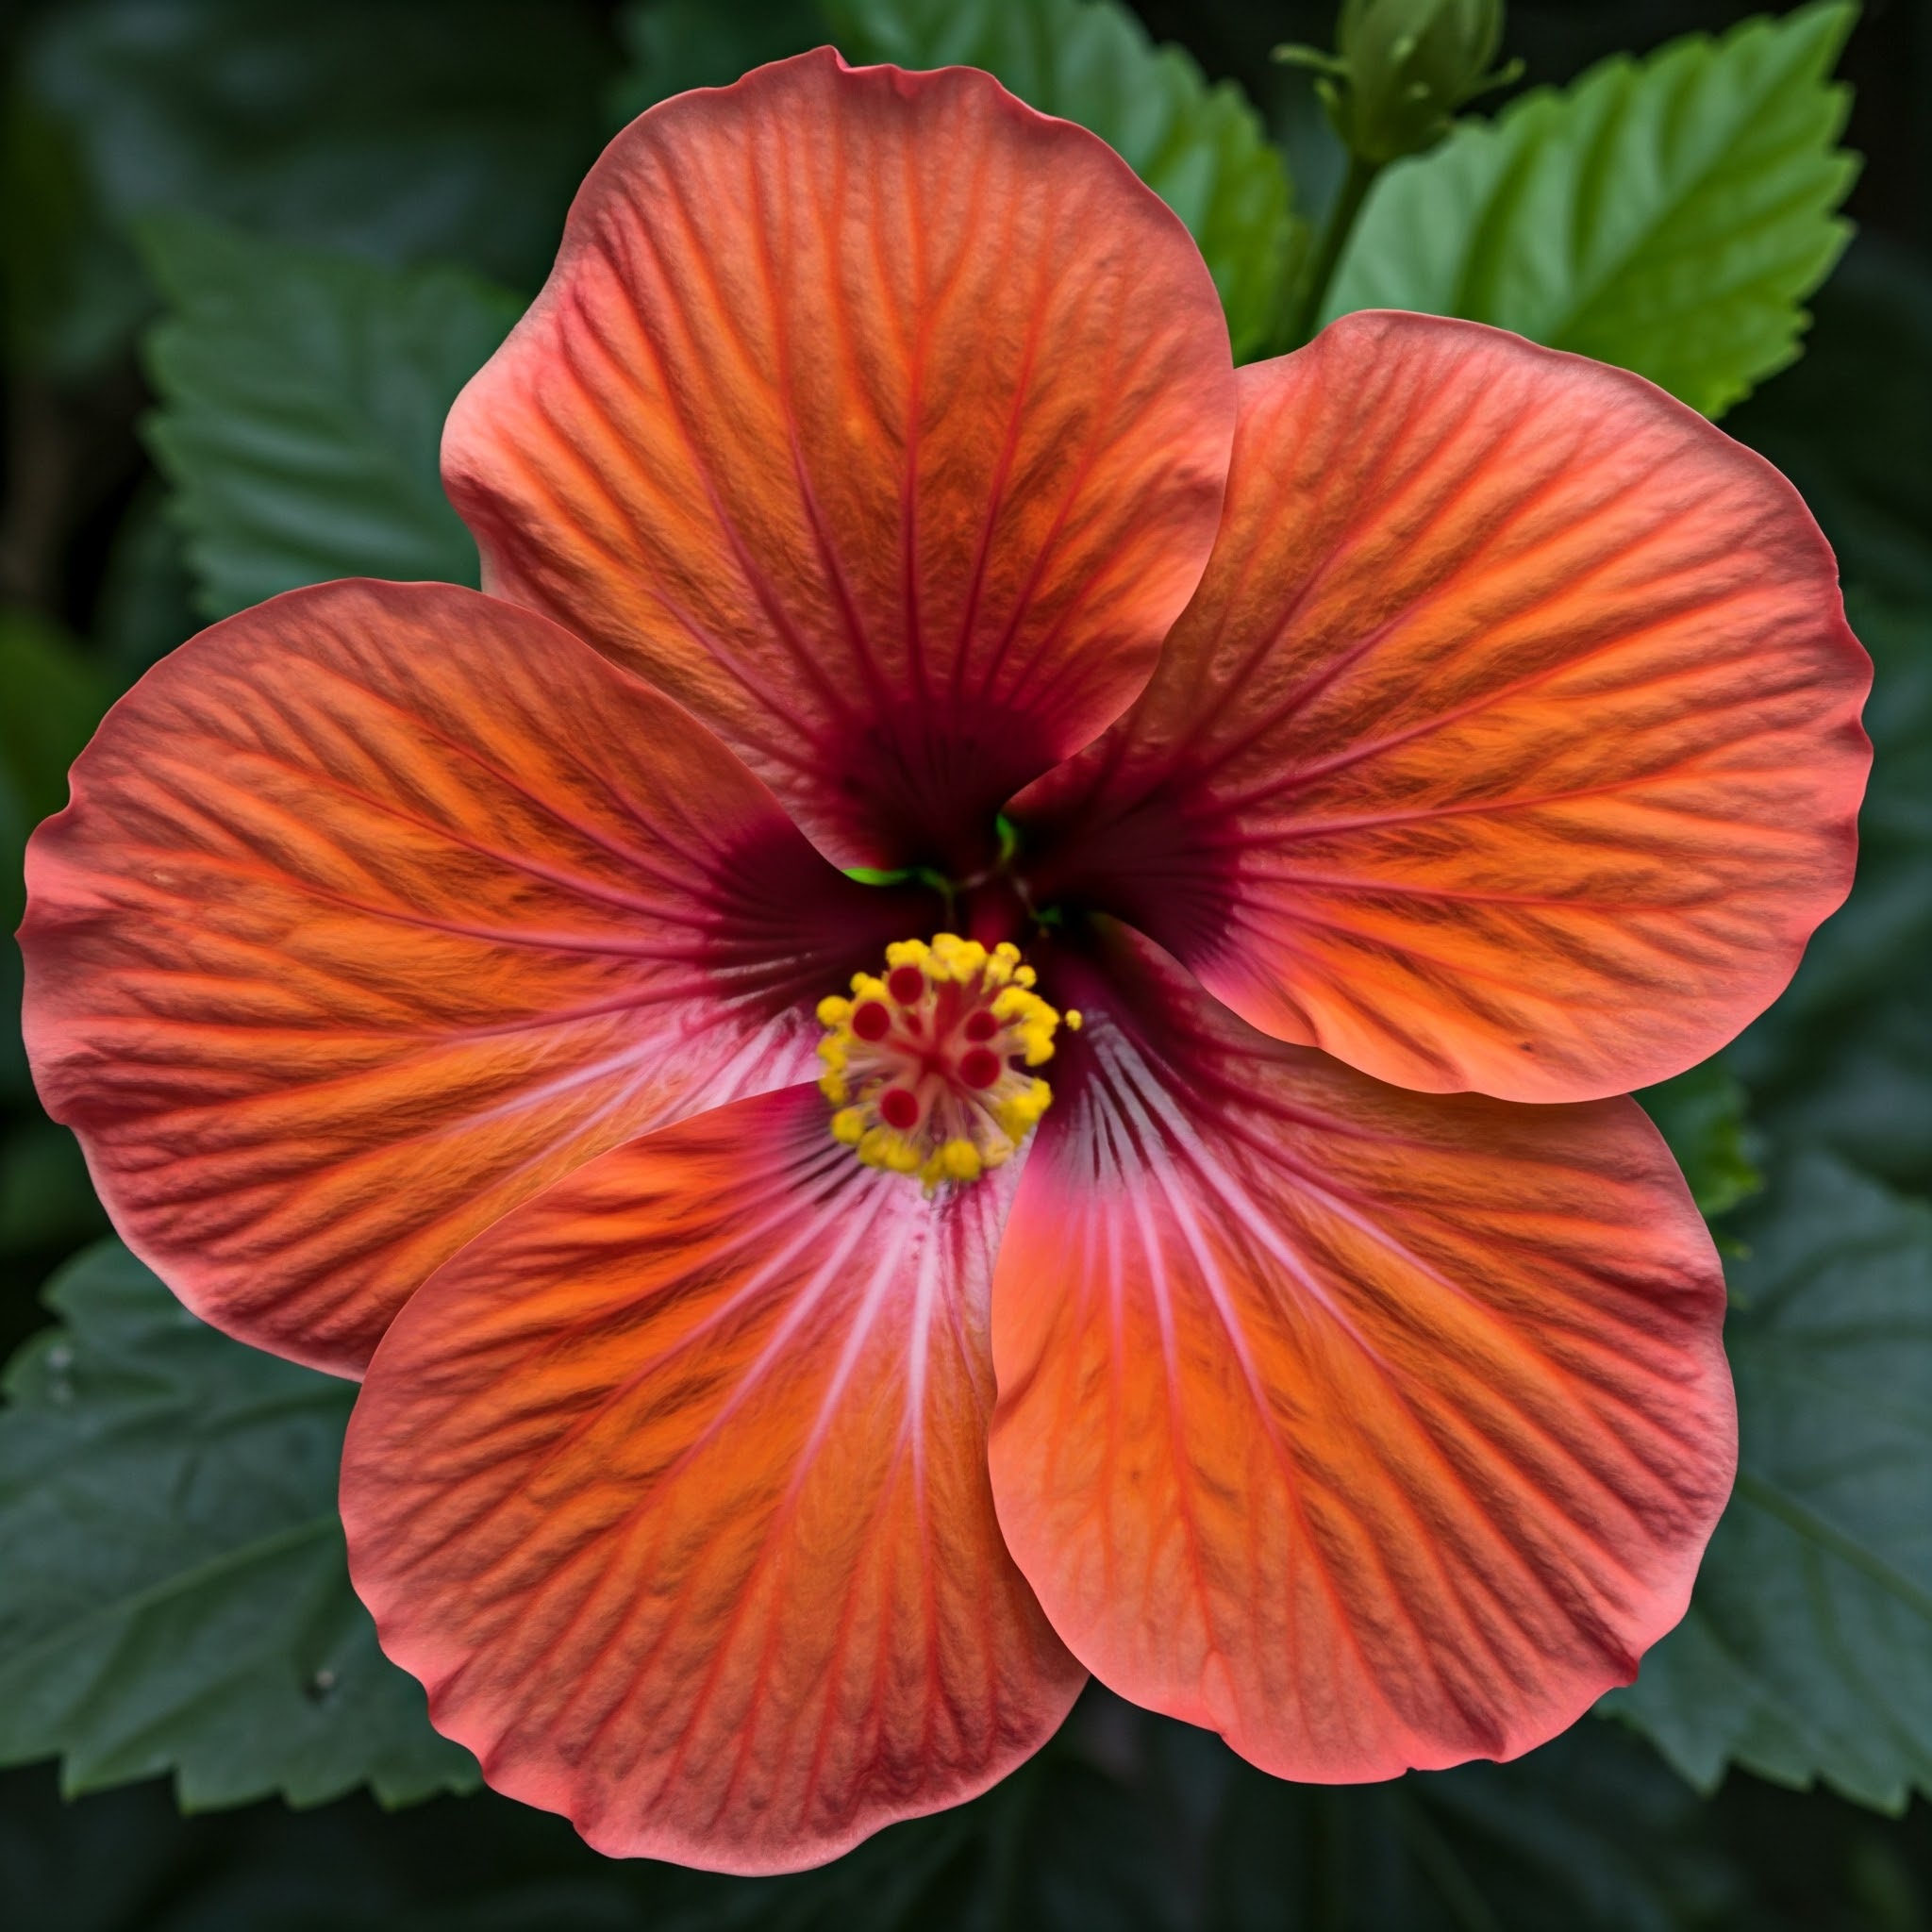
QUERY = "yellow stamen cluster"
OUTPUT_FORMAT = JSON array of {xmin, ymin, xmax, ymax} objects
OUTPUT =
[{"xmin": 816, "ymin": 935, "xmax": 1075, "ymax": 1192}]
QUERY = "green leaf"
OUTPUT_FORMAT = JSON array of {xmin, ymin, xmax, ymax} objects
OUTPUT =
[
  {"xmin": 1638, "ymin": 1059, "xmax": 1762, "ymax": 1223},
  {"xmin": 1325, "ymin": 1, "xmax": 1859, "ymax": 417},
  {"xmin": 1604, "ymin": 1150, "xmax": 1932, "ymax": 1811},
  {"xmin": 0, "ymin": 1241, "xmax": 476, "ymax": 1808},
  {"xmin": 139, "ymin": 217, "xmax": 522, "ymax": 620}
]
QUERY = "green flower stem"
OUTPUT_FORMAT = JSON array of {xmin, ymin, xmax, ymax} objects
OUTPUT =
[{"xmin": 1278, "ymin": 151, "xmax": 1382, "ymax": 353}]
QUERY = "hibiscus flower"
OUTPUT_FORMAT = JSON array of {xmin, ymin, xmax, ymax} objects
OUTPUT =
[{"xmin": 20, "ymin": 50, "xmax": 1869, "ymax": 1874}]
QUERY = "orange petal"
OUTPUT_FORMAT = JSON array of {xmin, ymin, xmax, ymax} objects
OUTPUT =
[
  {"xmin": 989, "ymin": 926, "xmax": 1734, "ymax": 1780},
  {"xmin": 22, "ymin": 579, "xmax": 922, "ymax": 1376},
  {"xmin": 341, "ymin": 1083, "xmax": 1084, "ymax": 1873},
  {"xmin": 1012, "ymin": 311, "xmax": 1872, "ymax": 1101},
  {"xmin": 444, "ymin": 49, "xmax": 1234, "ymax": 874}
]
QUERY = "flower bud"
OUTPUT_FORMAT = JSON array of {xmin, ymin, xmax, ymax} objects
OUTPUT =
[{"xmin": 1281, "ymin": 0, "xmax": 1521, "ymax": 167}]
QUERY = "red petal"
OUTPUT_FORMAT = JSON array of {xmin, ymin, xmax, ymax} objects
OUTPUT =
[
  {"xmin": 341, "ymin": 1084, "xmax": 1084, "ymax": 1873},
  {"xmin": 989, "ymin": 926, "xmax": 1734, "ymax": 1779},
  {"xmin": 1013, "ymin": 312, "xmax": 1871, "ymax": 1101},
  {"xmin": 22, "ymin": 580, "xmax": 918, "ymax": 1375},
  {"xmin": 445, "ymin": 49, "xmax": 1234, "ymax": 874}
]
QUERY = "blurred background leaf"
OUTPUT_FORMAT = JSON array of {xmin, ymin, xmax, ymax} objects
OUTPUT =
[
  {"xmin": 12, "ymin": 0, "xmax": 612, "ymax": 384},
  {"xmin": 0, "ymin": 1241, "xmax": 477, "ymax": 1810},
  {"xmin": 1323, "ymin": 1, "xmax": 1858, "ymax": 416},
  {"xmin": 1639, "ymin": 1061, "xmax": 1763, "ymax": 1224},
  {"xmin": 138, "ymin": 218, "xmax": 520, "ymax": 617}
]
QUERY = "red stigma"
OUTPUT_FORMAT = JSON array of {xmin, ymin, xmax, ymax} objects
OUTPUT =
[
  {"xmin": 963, "ymin": 1010, "xmax": 997, "ymax": 1042},
  {"xmin": 880, "ymin": 1087, "xmax": 921, "ymax": 1130},
  {"xmin": 958, "ymin": 1047, "xmax": 1002, "ymax": 1091},
  {"xmin": 887, "ymin": 965, "xmax": 926, "ymax": 1005},
  {"xmin": 852, "ymin": 1000, "xmax": 891, "ymax": 1041}
]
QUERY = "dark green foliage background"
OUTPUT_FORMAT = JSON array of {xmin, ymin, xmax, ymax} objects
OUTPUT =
[{"xmin": 0, "ymin": 1, "xmax": 1927, "ymax": 1926}]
